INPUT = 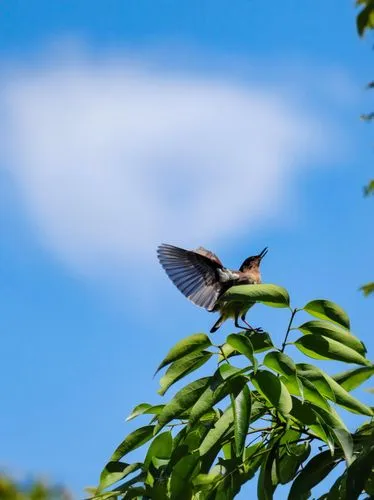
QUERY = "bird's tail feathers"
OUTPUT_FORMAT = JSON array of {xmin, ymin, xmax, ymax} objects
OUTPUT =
[{"xmin": 210, "ymin": 315, "xmax": 225, "ymax": 333}]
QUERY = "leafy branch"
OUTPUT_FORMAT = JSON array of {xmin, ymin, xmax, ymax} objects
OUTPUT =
[{"xmin": 88, "ymin": 284, "xmax": 374, "ymax": 500}]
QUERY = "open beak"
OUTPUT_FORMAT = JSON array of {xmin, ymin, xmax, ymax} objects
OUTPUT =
[{"xmin": 258, "ymin": 247, "xmax": 268, "ymax": 260}]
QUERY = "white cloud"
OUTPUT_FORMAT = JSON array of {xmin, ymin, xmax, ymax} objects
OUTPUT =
[{"xmin": 0, "ymin": 48, "xmax": 346, "ymax": 274}]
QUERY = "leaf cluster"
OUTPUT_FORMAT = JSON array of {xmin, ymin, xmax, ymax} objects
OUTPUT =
[{"xmin": 90, "ymin": 285, "xmax": 374, "ymax": 500}]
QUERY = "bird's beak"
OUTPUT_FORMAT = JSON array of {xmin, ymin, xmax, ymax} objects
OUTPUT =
[{"xmin": 258, "ymin": 247, "xmax": 268, "ymax": 260}]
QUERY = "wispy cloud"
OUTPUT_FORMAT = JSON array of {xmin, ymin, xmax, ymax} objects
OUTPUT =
[{"xmin": 0, "ymin": 46, "xmax": 348, "ymax": 274}]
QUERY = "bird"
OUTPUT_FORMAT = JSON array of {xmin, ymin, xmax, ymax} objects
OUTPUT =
[{"xmin": 157, "ymin": 244, "xmax": 268, "ymax": 333}]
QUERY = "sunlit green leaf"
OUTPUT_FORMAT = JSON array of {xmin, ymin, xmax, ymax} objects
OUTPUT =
[
  {"xmin": 144, "ymin": 432, "xmax": 173, "ymax": 470},
  {"xmin": 264, "ymin": 351, "xmax": 296, "ymax": 377},
  {"xmin": 126, "ymin": 403, "xmax": 164, "ymax": 422},
  {"xmin": 360, "ymin": 282, "xmax": 374, "ymax": 296},
  {"xmin": 303, "ymin": 299, "xmax": 350, "ymax": 329},
  {"xmin": 233, "ymin": 385, "xmax": 251, "ymax": 457},
  {"xmin": 155, "ymin": 333, "xmax": 212, "ymax": 374},
  {"xmin": 333, "ymin": 428, "xmax": 353, "ymax": 465},
  {"xmin": 220, "ymin": 284, "xmax": 290, "ymax": 308},
  {"xmin": 297, "ymin": 320, "xmax": 366, "ymax": 354},
  {"xmin": 158, "ymin": 351, "xmax": 213, "ymax": 395},
  {"xmin": 336, "ymin": 366, "xmax": 374, "ymax": 390},
  {"xmin": 297, "ymin": 364, "xmax": 373, "ymax": 416},
  {"xmin": 227, "ymin": 333, "xmax": 257, "ymax": 369},
  {"xmin": 280, "ymin": 375, "xmax": 331, "ymax": 412},
  {"xmin": 155, "ymin": 378, "xmax": 210, "ymax": 433},
  {"xmin": 294, "ymin": 335, "xmax": 370, "ymax": 366},
  {"xmin": 98, "ymin": 462, "xmax": 141, "ymax": 492},
  {"xmin": 218, "ymin": 331, "xmax": 273, "ymax": 362},
  {"xmin": 251, "ymin": 370, "xmax": 292, "ymax": 415}
]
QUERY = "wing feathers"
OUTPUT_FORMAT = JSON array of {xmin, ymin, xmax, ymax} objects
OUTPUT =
[{"xmin": 157, "ymin": 244, "xmax": 223, "ymax": 311}]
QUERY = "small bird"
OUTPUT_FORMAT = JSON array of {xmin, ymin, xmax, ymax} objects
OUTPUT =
[{"xmin": 157, "ymin": 244, "xmax": 268, "ymax": 333}]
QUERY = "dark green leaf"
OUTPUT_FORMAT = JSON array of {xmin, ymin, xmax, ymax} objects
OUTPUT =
[
  {"xmin": 158, "ymin": 351, "xmax": 213, "ymax": 395},
  {"xmin": 169, "ymin": 452, "xmax": 200, "ymax": 500},
  {"xmin": 199, "ymin": 406, "xmax": 234, "ymax": 456},
  {"xmin": 294, "ymin": 335, "xmax": 370, "ymax": 366},
  {"xmin": 220, "ymin": 284, "xmax": 290, "ymax": 308},
  {"xmin": 346, "ymin": 445, "xmax": 374, "ymax": 499},
  {"xmin": 233, "ymin": 385, "xmax": 251, "ymax": 457},
  {"xmin": 155, "ymin": 333, "xmax": 212, "ymax": 374},
  {"xmin": 251, "ymin": 370, "xmax": 292, "ymax": 415},
  {"xmin": 155, "ymin": 377, "xmax": 210, "ymax": 433},
  {"xmin": 189, "ymin": 372, "xmax": 247, "ymax": 427},
  {"xmin": 110, "ymin": 425, "xmax": 155, "ymax": 461},
  {"xmin": 288, "ymin": 450, "xmax": 339, "ymax": 500},
  {"xmin": 258, "ymin": 439, "xmax": 279, "ymax": 500},
  {"xmin": 357, "ymin": 2, "xmax": 374, "ymax": 36},
  {"xmin": 278, "ymin": 442, "xmax": 311, "ymax": 484},
  {"xmin": 227, "ymin": 333, "xmax": 257, "ymax": 368},
  {"xmin": 297, "ymin": 320, "xmax": 365, "ymax": 354},
  {"xmin": 303, "ymin": 299, "xmax": 350, "ymax": 329}
]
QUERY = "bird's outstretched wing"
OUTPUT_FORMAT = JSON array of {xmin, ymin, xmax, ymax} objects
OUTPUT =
[{"xmin": 157, "ymin": 244, "xmax": 224, "ymax": 311}]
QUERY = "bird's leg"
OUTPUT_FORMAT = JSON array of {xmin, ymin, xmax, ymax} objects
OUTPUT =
[{"xmin": 240, "ymin": 313, "xmax": 263, "ymax": 333}]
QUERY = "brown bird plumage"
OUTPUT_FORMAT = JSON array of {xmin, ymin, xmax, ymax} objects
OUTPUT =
[{"xmin": 157, "ymin": 244, "xmax": 268, "ymax": 332}]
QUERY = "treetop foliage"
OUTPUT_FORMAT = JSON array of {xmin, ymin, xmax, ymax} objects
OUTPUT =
[{"xmin": 88, "ymin": 285, "xmax": 374, "ymax": 500}]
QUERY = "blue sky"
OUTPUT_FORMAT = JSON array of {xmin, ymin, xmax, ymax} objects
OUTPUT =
[{"xmin": 0, "ymin": 0, "xmax": 373, "ymax": 498}]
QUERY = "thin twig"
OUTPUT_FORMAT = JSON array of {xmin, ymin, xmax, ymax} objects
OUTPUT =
[{"xmin": 281, "ymin": 308, "xmax": 298, "ymax": 353}]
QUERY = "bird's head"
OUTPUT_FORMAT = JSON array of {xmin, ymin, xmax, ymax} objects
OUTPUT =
[{"xmin": 239, "ymin": 247, "xmax": 268, "ymax": 271}]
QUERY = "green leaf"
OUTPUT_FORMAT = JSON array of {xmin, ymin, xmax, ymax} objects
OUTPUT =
[
  {"xmin": 297, "ymin": 364, "xmax": 373, "ymax": 416},
  {"xmin": 169, "ymin": 452, "xmax": 200, "ymax": 500},
  {"xmin": 288, "ymin": 450, "xmax": 338, "ymax": 500},
  {"xmin": 264, "ymin": 351, "xmax": 296, "ymax": 377},
  {"xmin": 220, "ymin": 284, "xmax": 290, "ymax": 308},
  {"xmin": 188, "ymin": 371, "xmax": 247, "ymax": 427},
  {"xmin": 227, "ymin": 333, "xmax": 257, "ymax": 368},
  {"xmin": 294, "ymin": 335, "xmax": 370, "ymax": 366},
  {"xmin": 233, "ymin": 385, "xmax": 251, "ymax": 457},
  {"xmin": 280, "ymin": 374, "xmax": 331, "ymax": 412},
  {"xmin": 303, "ymin": 299, "xmax": 350, "ymax": 329},
  {"xmin": 346, "ymin": 445, "xmax": 374, "ymax": 499},
  {"xmin": 278, "ymin": 442, "xmax": 311, "ymax": 484},
  {"xmin": 155, "ymin": 333, "xmax": 212, "ymax": 374},
  {"xmin": 126, "ymin": 403, "xmax": 164, "ymax": 422},
  {"xmin": 110, "ymin": 425, "xmax": 155, "ymax": 461},
  {"xmin": 155, "ymin": 377, "xmax": 210, "ymax": 433},
  {"xmin": 98, "ymin": 462, "xmax": 141, "ymax": 492},
  {"xmin": 357, "ymin": 2, "xmax": 374, "ymax": 36},
  {"xmin": 360, "ymin": 282, "xmax": 374, "ymax": 296},
  {"xmin": 144, "ymin": 431, "xmax": 173, "ymax": 470},
  {"xmin": 199, "ymin": 406, "xmax": 234, "ymax": 456},
  {"xmin": 333, "ymin": 366, "xmax": 374, "ymax": 391},
  {"xmin": 218, "ymin": 331, "xmax": 273, "ymax": 362},
  {"xmin": 297, "ymin": 320, "xmax": 366, "ymax": 355},
  {"xmin": 251, "ymin": 370, "xmax": 292, "ymax": 415},
  {"xmin": 158, "ymin": 351, "xmax": 213, "ymax": 395},
  {"xmin": 250, "ymin": 331, "xmax": 274, "ymax": 352},
  {"xmin": 333, "ymin": 428, "xmax": 353, "ymax": 465},
  {"xmin": 258, "ymin": 438, "xmax": 279, "ymax": 500}
]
